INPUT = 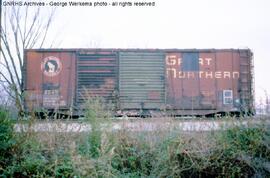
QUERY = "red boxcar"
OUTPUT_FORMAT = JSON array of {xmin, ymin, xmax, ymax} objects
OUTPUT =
[{"xmin": 23, "ymin": 48, "xmax": 254, "ymax": 116}]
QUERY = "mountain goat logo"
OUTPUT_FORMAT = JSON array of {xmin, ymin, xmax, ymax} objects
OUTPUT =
[{"xmin": 42, "ymin": 56, "xmax": 62, "ymax": 77}]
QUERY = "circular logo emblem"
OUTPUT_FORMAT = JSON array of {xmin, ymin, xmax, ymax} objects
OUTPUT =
[{"xmin": 41, "ymin": 56, "xmax": 62, "ymax": 77}]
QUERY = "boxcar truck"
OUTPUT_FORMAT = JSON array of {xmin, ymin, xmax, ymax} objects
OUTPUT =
[{"xmin": 23, "ymin": 48, "xmax": 255, "ymax": 117}]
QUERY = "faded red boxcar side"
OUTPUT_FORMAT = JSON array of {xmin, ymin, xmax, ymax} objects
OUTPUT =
[
  {"xmin": 165, "ymin": 49, "xmax": 254, "ymax": 115},
  {"xmin": 23, "ymin": 48, "xmax": 254, "ymax": 116},
  {"xmin": 24, "ymin": 50, "xmax": 76, "ymax": 111}
]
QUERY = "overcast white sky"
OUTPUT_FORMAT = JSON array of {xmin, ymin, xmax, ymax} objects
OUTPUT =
[{"xmin": 15, "ymin": 0, "xmax": 270, "ymax": 103}]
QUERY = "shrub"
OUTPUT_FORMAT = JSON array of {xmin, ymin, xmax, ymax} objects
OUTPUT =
[
  {"xmin": 2, "ymin": 101, "xmax": 270, "ymax": 177},
  {"xmin": 111, "ymin": 134, "xmax": 154, "ymax": 176},
  {"xmin": 0, "ymin": 108, "xmax": 16, "ymax": 173},
  {"xmin": 82, "ymin": 96, "xmax": 112, "ymax": 158},
  {"xmin": 211, "ymin": 124, "xmax": 270, "ymax": 177},
  {"xmin": 54, "ymin": 155, "xmax": 75, "ymax": 178}
]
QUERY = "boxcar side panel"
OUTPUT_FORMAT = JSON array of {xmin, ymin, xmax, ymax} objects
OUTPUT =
[
  {"xmin": 24, "ymin": 51, "xmax": 76, "ymax": 110},
  {"xmin": 232, "ymin": 51, "xmax": 241, "ymax": 109},
  {"xmin": 76, "ymin": 51, "xmax": 118, "ymax": 107},
  {"xmin": 181, "ymin": 52, "xmax": 200, "ymax": 109},
  {"xmin": 24, "ymin": 51, "xmax": 43, "ymax": 109},
  {"xmin": 216, "ymin": 51, "xmax": 232, "ymax": 110},
  {"xmin": 166, "ymin": 51, "xmax": 216, "ymax": 111},
  {"xmin": 165, "ymin": 49, "xmax": 247, "ymax": 114},
  {"xmin": 119, "ymin": 52, "xmax": 165, "ymax": 109},
  {"xmin": 199, "ymin": 52, "xmax": 217, "ymax": 109},
  {"xmin": 166, "ymin": 52, "xmax": 182, "ymax": 109},
  {"xmin": 238, "ymin": 50, "xmax": 254, "ymax": 113},
  {"xmin": 24, "ymin": 48, "xmax": 254, "ymax": 116}
]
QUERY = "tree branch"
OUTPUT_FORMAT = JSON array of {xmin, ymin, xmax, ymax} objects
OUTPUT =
[
  {"xmin": 1, "ymin": 28, "xmax": 22, "ymax": 91},
  {"xmin": 24, "ymin": 8, "xmax": 40, "ymax": 48},
  {"xmin": 39, "ymin": 8, "xmax": 56, "ymax": 48},
  {"xmin": 12, "ymin": 7, "xmax": 23, "ymax": 69},
  {"xmin": 0, "ymin": 39, "xmax": 17, "ymax": 87},
  {"xmin": 0, "ymin": 70, "xmax": 12, "ymax": 86},
  {"xmin": 0, "ymin": 5, "xmax": 57, "ymax": 114},
  {"xmin": 0, "ymin": 82, "xmax": 16, "ymax": 100}
]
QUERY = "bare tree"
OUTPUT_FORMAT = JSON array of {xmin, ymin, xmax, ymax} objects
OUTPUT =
[{"xmin": 0, "ymin": 5, "xmax": 56, "ymax": 116}]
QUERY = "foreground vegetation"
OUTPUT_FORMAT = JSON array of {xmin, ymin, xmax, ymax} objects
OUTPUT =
[{"xmin": 0, "ymin": 105, "xmax": 270, "ymax": 177}]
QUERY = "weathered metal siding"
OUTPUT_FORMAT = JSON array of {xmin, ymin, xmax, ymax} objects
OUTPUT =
[
  {"xmin": 24, "ymin": 48, "xmax": 254, "ymax": 115},
  {"xmin": 238, "ymin": 50, "xmax": 254, "ymax": 112},
  {"xmin": 166, "ymin": 49, "xmax": 252, "ymax": 114},
  {"xmin": 76, "ymin": 51, "xmax": 117, "ymax": 106},
  {"xmin": 215, "ymin": 51, "xmax": 234, "ymax": 110},
  {"xmin": 24, "ymin": 51, "xmax": 43, "ymax": 109},
  {"xmin": 166, "ymin": 52, "xmax": 181, "ymax": 109},
  {"xmin": 199, "ymin": 52, "xmax": 217, "ymax": 109},
  {"xmin": 119, "ymin": 52, "xmax": 165, "ymax": 109},
  {"xmin": 24, "ymin": 51, "xmax": 76, "ymax": 110},
  {"xmin": 166, "ymin": 52, "xmax": 201, "ymax": 110},
  {"xmin": 181, "ymin": 52, "xmax": 200, "ymax": 109}
]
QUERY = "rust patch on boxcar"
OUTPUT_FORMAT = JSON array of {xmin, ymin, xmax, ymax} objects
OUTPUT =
[
  {"xmin": 76, "ymin": 51, "xmax": 118, "ymax": 106},
  {"xmin": 23, "ymin": 48, "xmax": 254, "ymax": 116},
  {"xmin": 166, "ymin": 50, "xmax": 242, "ymax": 111},
  {"xmin": 24, "ymin": 51, "xmax": 76, "ymax": 110}
]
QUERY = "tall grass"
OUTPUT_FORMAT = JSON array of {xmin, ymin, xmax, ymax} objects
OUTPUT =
[{"xmin": 0, "ymin": 101, "xmax": 270, "ymax": 177}]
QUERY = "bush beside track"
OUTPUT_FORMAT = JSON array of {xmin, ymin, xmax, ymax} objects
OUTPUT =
[{"xmin": 1, "ymin": 104, "xmax": 270, "ymax": 177}]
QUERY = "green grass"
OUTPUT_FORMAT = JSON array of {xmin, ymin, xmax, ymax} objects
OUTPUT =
[{"xmin": 1, "ymin": 103, "xmax": 270, "ymax": 177}]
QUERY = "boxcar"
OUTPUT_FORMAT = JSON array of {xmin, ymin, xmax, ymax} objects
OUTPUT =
[{"xmin": 23, "ymin": 48, "xmax": 254, "ymax": 116}]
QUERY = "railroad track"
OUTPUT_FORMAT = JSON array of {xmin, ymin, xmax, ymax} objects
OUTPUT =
[{"xmin": 14, "ymin": 117, "xmax": 269, "ymax": 132}]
